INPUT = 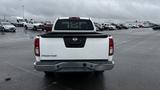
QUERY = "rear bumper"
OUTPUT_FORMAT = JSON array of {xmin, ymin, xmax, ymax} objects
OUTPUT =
[
  {"xmin": 37, "ymin": 25, "xmax": 44, "ymax": 29},
  {"xmin": 4, "ymin": 28, "xmax": 16, "ymax": 32},
  {"xmin": 34, "ymin": 60, "xmax": 114, "ymax": 72}
]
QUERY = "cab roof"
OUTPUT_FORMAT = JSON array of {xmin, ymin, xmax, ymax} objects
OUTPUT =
[{"xmin": 58, "ymin": 17, "xmax": 90, "ymax": 20}]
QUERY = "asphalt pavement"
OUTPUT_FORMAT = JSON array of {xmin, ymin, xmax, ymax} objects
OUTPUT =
[{"xmin": 0, "ymin": 28, "xmax": 160, "ymax": 90}]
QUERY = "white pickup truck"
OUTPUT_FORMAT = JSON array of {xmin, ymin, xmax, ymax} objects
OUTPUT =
[
  {"xmin": 24, "ymin": 21, "xmax": 44, "ymax": 31},
  {"xmin": 34, "ymin": 17, "xmax": 115, "ymax": 75}
]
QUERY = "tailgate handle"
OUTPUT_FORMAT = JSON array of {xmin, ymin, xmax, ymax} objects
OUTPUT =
[
  {"xmin": 63, "ymin": 37, "xmax": 86, "ymax": 48},
  {"xmin": 69, "ymin": 37, "xmax": 82, "ymax": 45}
]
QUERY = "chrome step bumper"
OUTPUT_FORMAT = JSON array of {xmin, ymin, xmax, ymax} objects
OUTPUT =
[{"xmin": 34, "ymin": 60, "xmax": 114, "ymax": 72}]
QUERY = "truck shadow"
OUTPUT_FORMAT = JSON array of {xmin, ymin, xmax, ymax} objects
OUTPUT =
[{"xmin": 42, "ymin": 72, "xmax": 106, "ymax": 90}]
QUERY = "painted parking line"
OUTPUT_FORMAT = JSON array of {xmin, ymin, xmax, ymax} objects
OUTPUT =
[{"xmin": 4, "ymin": 61, "xmax": 42, "ymax": 78}]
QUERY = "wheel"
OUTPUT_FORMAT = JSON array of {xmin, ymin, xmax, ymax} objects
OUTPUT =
[
  {"xmin": 94, "ymin": 71, "xmax": 104, "ymax": 76},
  {"xmin": 33, "ymin": 26, "xmax": 37, "ymax": 31},
  {"xmin": 25, "ymin": 26, "xmax": 28, "ymax": 30},
  {"xmin": 2, "ymin": 28, "xmax": 5, "ymax": 32},
  {"xmin": 44, "ymin": 72, "xmax": 55, "ymax": 77},
  {"xmin": 41, "ymin": 28, "xmax": 45, "ymax": 31}
]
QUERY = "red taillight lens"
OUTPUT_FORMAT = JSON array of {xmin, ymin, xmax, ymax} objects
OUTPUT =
[
  {"xmin": 34, "ymin": 38, "xmax": 40, "ymax": 56},
  {"xmin": 109, "ymin": 38, "xmax": 114, "ymax": 56}
]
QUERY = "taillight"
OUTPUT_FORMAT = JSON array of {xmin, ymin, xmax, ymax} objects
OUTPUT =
[
  {"xmin": 34, "ymin": 38, "xmax": 40, "ymax": 56},
  {"xmin": 109, "ymin": 38, "xmax": 114, "ymax": 56}
]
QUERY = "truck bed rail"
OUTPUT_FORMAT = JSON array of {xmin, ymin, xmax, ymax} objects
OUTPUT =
[{"xmin": 40, "ymin": 32, "xmax": 108, "ymax": 38}]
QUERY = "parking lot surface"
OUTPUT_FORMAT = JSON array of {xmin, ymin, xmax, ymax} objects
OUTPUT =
[{"xmin": 0, "ymin": 28, "xmax": 160, "ymax": 90}]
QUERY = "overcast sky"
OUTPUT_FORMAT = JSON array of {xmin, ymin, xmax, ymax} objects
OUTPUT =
[{"xmin": 0, "ymin": 0, "xmax": 160, "ymax": 22}]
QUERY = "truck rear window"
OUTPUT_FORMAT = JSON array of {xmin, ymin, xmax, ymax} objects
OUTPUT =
[{"xmin": 54, "ymin": 19, "xmax": 94, "ymax": 30}]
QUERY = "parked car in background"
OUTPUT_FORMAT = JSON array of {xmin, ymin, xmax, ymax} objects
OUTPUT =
[
  {"xmin": 126, "ymin": 24, "xmax": 133, "ymax": 28},
  {"xmin": 143, "ymin": 21, "xmax": 156, "ymax": 28},
  {"xmin": 103, "ymin": 23, "xmax": 116, "ymax": 30},
  {"xmin": 94, "ymin": 22, "xmax": 103, "ymax": 31},
  {"xmin": 152, "ymin": 24, "xmax": 160, "ymax": 30},
  {"xmin": 0, "ymin": 22, "xmax": 16, "ymax": 32},
  {"xmin": 8, "ymin": 16, "xmax": 25, "ymax": 27},
  {"xmin": 43, "ymin": 21, "xmax": 53, "ymax": 32},
  {"xmin": 111, "ymin": 23, "xmax": 123, "ymax": 30},
  {"xmin": 125, "ymin": 24, "xmax": 139, "ymax": 29},
  {"xmin": 133, "ymin": 24, "xmax": 139, "ymax": 28},
  {"xmin": 119, "ymin": 24, "xmax": 129, "ymax": 29},
  {"xmin": 138, "ymin": 24, "xmax": 145, "ymax": 28},
  {"xmin": 24, "ymin": 21, "xmax": 44, "ymax": 31}
]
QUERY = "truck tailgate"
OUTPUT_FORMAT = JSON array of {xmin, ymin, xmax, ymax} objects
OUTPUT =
[{"xmin": 39, "ymin": 32, "xmax": 109, "ymax": 60}]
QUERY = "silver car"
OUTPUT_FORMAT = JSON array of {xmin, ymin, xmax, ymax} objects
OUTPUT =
[{"xmin": 0, "ymin": 22, "xmax": 16, "ymax": 32}]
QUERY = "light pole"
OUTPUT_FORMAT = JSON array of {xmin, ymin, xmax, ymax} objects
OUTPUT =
[
  {"xmin": 4, "ymin": 15, "xmax": 6, "ymax": 21},
  {"xmin": 22, "ymin": 5, "xmax": 24, "ymax": 19}
]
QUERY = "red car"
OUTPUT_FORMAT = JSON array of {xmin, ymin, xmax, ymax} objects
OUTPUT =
[{"xmin": 43, "ymin": 21, "xmax": 53, "ymax": 32}]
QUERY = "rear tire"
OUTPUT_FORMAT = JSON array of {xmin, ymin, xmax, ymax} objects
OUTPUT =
[
  {"xmin": 94, "ymin": 71, "xmax": 104, "ymax": 76},
  {"xmin": 2, "ymin": 28, "xmax": 5, "ymax": 32},
  {"xmin": 44, "ymin": 72, "xmax": 55, "ymax": 77},
  {"xmin": 41, "ymin": 28, "xmax": 45, "ymax": 31},
  {"xmin": 25, "ymin": 26, "xmax": 28, "ymax": 30},
  {"xmin": 33, "ymin": 26, "xmax": 37, "ymax": 31}
]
